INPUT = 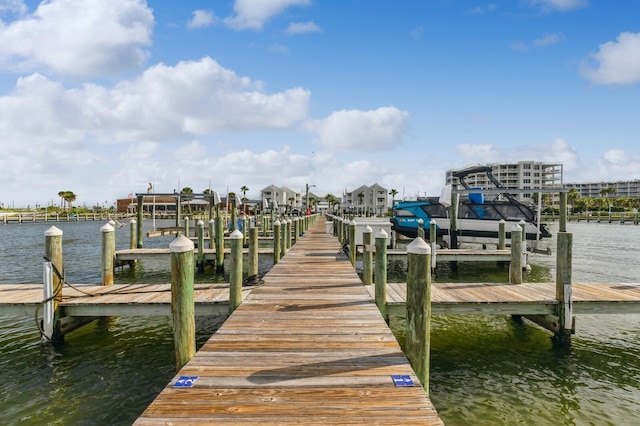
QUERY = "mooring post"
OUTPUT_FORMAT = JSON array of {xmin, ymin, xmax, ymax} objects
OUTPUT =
[
  {"xmin": 293, "ymin": 217, "xmax": 299, "ymax": 244},
  {"xmin": 208, "ymin": 219, "xmax": 215, "ymax": 249},
  {"xmin": 196, "ymin": 220, "xmax": 205, "ymax": 273},
  {"xmin": 519, "ymin": 219, "xmax": 527, "ymax": 269},
  {"xmin": 374, "ymin": 229, "xmax": 388, "ymax": 321},
  {"xmin": 170, "ymin": 234, "xmax": 195, "ymax": 371},
  {"xmin": 285, "ymin": 219, "xmax": 291, "ymax": 250},
  {"xmin": 248, "ymin": 226, "xmax": 259, "ymax": 284},
  {"xmin": 230, "ymin": 202, "xmax": 237, "ymax": 232},
  {"xmin": 429, "ymin": 219, "xmax": 437, "ymax": 270},
  {"xmin": 129, "ymin": 219, "xmax": 137, "ymax": 250},
  {"xmin": 215, "ymin": 206, "xmax": 224, "ymax": 273},
  {"xmin": 559, "ymin": 192, "xmax": 567, "ymax": 232},
  {"xmin": 555, "ymin": 232, "xmax": 573, "ymax": 344},
  {"xmin": 44, "ymin": 226, "xmax": 63, "ymax": 341},
  {"xmin": 183, "ymin": 216, "xmax": 190, "ymax": 238},
  {"xmin": 136, "ymin": 194, "xmax": 144, "ymax": 248},
  {"xmin": 229, "ymin": 229, "xmax": 243, "ymax": 314},
  {"xmin": 405, "ymin": 237, "xmax": 432, "ymax": 392},
  {"xmin": 242, "ymin": 216, "xmax": 249, "ymax": 247},
  {"xmin": 348, "ymin": 220, "xmax": 357, "ymax": 266},
  {"xmin": 498, "ymin": 219, "xmax": 506, "ymax": 250},
  {"xmin": 273, "ymin": 220, "xmax": 281, "ymax": 264},
  {"xmin": 101, "ymin": 223, "xmax": 115, "ymax": 286},
  {"xmin": 281, "ymin": 219, "xmax": 288, "ymax": 257},
  {"xmin": 417, "ymin": 218, "xmax": 425, "ymax": 239},
  {"xmin": 509, "ymin": 224, "xmax": 522, "ymax": 284},
  {"xmin": 362, "ymin": 225, "xmax": 373, "ymax": 286},
  {"xmin": 42, "ymin": 261, "xmax": 55, "ymax": 341},
  {"xmin": 450, "ymin": 192, "xmax": 459, "ymax": 249}
]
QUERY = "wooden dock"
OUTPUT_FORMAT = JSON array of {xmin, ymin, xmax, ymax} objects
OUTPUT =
[
  {"xmin": 369, "ymin": 281, "xmax": 640, "ymax": 317},
  {"xmin": 357, "ymin": 247, "xmax": 512, "ymax": 262},
  {"xmin": 136, "ymin": 219, "xmax": 442, "ymax": 424},
  {"xmin": 115, "ymin": 247, "xmax": 273, "ymax": 262},
  {"xmin": 0, "ymin": 283, "xmax": 252, "ymax": 317}
]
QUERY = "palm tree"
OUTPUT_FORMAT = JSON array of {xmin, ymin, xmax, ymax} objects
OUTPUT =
[
  {"xmin": 389, "ymin": 188, "xmax": 398, "ymax": 208},
  {"xmin": 567, "ymin": 188, "xmax": 579, "ymax": 213},
  {"xmin": 181, "ymin": 187, "xmax": 193, "ymax": 214},
  {"xmin": 240, "ymin": 186, "xmax": 249, "ymax": 214},
  {"xmin": 58, "ymin": 191, "xmax": 66, "ymax": 210},
  {"xmin": 61, "ymin": 191, "xmax": 76, "ymax": 212}
]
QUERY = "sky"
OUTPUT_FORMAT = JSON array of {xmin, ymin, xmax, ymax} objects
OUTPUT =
[{"xmin": 1, "ymin": 0, "xmax": 639, "ymax": 209}]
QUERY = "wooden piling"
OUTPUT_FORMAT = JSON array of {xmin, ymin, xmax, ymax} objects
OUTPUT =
[
  {"xmin": 248, "ymin": 226, "xmax": 259, "ymax": 284},
  {"xmin": 559, "ymin": 192, "xmax": 567, "ymax": 232},
  {"xmin": 215, "ymin": 206, "xmax": 224, "ymax": 273},
  {"xmin": 362, "ymin": 225, "xmax": 373, "ymax": 286},
  {"xmin": 273, "ymin": 220, "xmax": 281, "ymax": 264},
  {"xmin": 183, "ymin": 216, "xmax": 190, "ymax": 238},
  {"xmin": 196, "ymin": 220, "xmax": 205, "ymax": 273},
  {"xmin": 417, "ymin": 218, "xmax": 425, "ymax": 240},
  {"xmin": 509, "ymin": 224, "xmax": 522, "ymax": 284},
  {"xmin": 136, "ymin": 195, "xmax": 144, "ymax": 248},
  {"xmin": 348, "ymin": 220, "xmax": 357, "ymax": 266},
  {"xmin": 429, "ymin": 219, "xmax": 437, "ymax": 270},
  {"xmin": 229, "ymin": 229, "xmax": 243, "ymax": 314},
  {"xmin": 101, "ymin": 223, "xmax": 115, "ymax": 286},
  {"xmin": 208, "ymin": 219, "xmax": 215, "ymax": 249},
  {"xmin": 405, "ymin": 237, "xmax": 432, "ymax": 392},
  {"xmin": 281, "ymin": 220, "xmax": 288, "ymax": 257},
  {"xmin": 498, "ymin": 219, "xmax": 506, "ymax": 250},
  {"xmin": 169, "ymin": 234, "xmax": 195, "ymax": 371},
  {"xmin": 44, "ymin": 226, "xmax": 63, "ymax": 341},
  {"xmin": 129, "ymin": 219, "xmax": 137, "ymax": 250},
  {"xmin": 374, "ymin": 229, "xmax": 388, "ymax": 321},
  {"xmin": 555, "ymin": 232, "xmax": 573, "ymax": 344}
]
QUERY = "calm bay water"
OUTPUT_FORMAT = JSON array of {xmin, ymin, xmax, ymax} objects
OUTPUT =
[{"xmin": 1, "ymin": 219, "xmax": 639, "ymax": 425}]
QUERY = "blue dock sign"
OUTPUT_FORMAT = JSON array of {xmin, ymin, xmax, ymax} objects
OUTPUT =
[
  {"xmin": 174, "ymin": 376, "xmax": 199, "ymax": 388},
  {"xmin": 391, "ymin": 375, "xmax": 415, "ymax": 387}
]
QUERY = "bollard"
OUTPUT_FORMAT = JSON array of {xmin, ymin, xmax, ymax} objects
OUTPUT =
[
  {"xmin": 247, "ymin": 226, "xmax": 259, "ymax": 284},
  {"xmin": 129, "ymin": 219, "xmax": 137, "ymax": 249},
  {"xmin": 362, "ymin": 225, "xmax": 373, "ymax": 286},
  {"xmin": 429, "ymin": 219, "xmax": 437, "ymax": 270},
  {"xmin": 170, "ymin": 234, "xmax": 195, "ymax": 371},
  {"xmin": 197, "ymin": 220, "xmax": 205, "ymax": 273},
  {"xmin": 229, "ymin": 229, "xmax": 244, "ymax": 314},
  {"xmin": 555, "ymin": 232, "xmax": 573, "ymax": 344},
  {"xmin": 509, "ymin": 224, "xmax": 522, "ymax": 284},
  {"xmin": 183, "ymin": 216, "xmax": 190, "ymax": 238},
  {"xmin": 281, "ymin": 220, "xmax": 288, "ymax": 257},
  {"xmin": 44, "ymin": 226, "xmax": 63, "ymax": 340},
  {"xmin": 101, "ymin": 223, "xmax": 115, "ymax": 286},
  {"xmin": 519, "ymin": 219, "xmax": 527, "ymax": 269},
  {"xmin": 273, "ymin": 220, "xmax": 281, "ymax": 264},
  {"xmin": 405, "ymin": 237, "xmax": 432, "ymax": 392},
  {"xmin": 498, "ymin": 219, "xmax": 506, "ymax": 250},
  {"xmin": 374, "ymin": 229, "xmax": 388, "ymax": 321}
]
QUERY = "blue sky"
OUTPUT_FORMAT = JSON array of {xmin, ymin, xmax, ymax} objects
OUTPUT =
[{"xmin": 1, "ymin": 0, "xmax": 639, "ymax": 208}]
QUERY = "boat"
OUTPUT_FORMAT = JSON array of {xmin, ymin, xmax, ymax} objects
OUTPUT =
[{"xmin": 390, "ymin": 166, "xmax": 552, "ymax": 249}]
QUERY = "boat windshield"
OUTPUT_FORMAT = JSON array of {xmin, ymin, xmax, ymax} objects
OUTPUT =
[{"xmin": 459, "ymin": 203, "xmax": 534, "ymax": 221}]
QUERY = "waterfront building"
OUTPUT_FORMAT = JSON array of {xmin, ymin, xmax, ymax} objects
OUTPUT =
[
  {"xmin": 566, "ymin": 179, "xmax": 640, "ymax": 199},
  {"xmin": 445, "ymin": 161, "xmax": 564, "ymax": 205},
  {"xmin": 342, "ymin": 183, "xmax": 389, "ymax": 216}
]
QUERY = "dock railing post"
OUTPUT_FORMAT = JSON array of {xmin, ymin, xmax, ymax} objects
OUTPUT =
[
  {"xmin": 44, "ymin": 226, "xmax": 63, "ymax": 341},
  {"xmin": 229, "ymin": 229, "xmax": 243, "ymax": 314},
  {"xmin": 273, "ymin": 220, "xmax": 281, "ymax": 264},
  {"xmin": 197, "ymin": 220, "xmax": 205, "ymax": 273},
  {"xmin": 101, "ymin": 223, "xmax": 115, "ymax": 286},
  {"xmin": 170, "ymin": 235, "xmax": 195, "ymax": 371},
  {"xmin": 348, "ymin": 220, "xmax": 357, "ymax": 266},
  {"xmin": 374, "ymin": 229, "xmax": 388, "ymax": 321},
  {"xmin": 248, "ymin": 226, "xmax": 259, "ymax": 284},
  {"xmin": 509, "ymin": 224, "xmax": 522, "ymax": 284},
  {"xmin": 362, "ymin": 225, "xmax": 373, "ymax": 286},
  {"xmin": 405, "ymin": 237, "xmax": 432, "ymax": 392},
  {"xmin": 555, "ymin": 231, "xmax": 573, "ymax": 345},
  {"xmin": 215, "ymin": 206, "xmax": 224, "ymax": 273}
]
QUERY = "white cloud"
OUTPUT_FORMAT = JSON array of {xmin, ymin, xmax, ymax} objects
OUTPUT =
[
  {"xmin": 0, "ymin": 0, "xmax": 26, "ymax": 15},
  {"xmin": 533, "ymin": 33, "xmax": 562, "ymax": 47},
  {"xmin": 188, "ymin": 10, "xmax": 216, "ymax": 29},
  {"xmin": 308, "ymin": 106, "xmax": 410, "ymax": 152},
  {"xmin": 285, "ymin": 21, "xmax": 321, "ymax": 35},
  {"xmin": 596, "ymin": 149, "xmax": 640, "ymax": 180},
  {"xmin": 456, "ymin": 144, "xmax": 502, "ymax": 165},
  {"xmin": 528, "ymin": 0, "xmax": 589, "ymax": 12},
  {"xmin": 580, "ymin": 32, "xmax": 640, "ymax": 85},
  {"xmin": 225, "ymin": 0, "xmax": 311, "ymax": 30},
  {"xmin": 466, "ymin": 3, "xmax": 497, "ymax": 14},
  {"xmin": 0, "ymin": 0, "xmax": 153, "ymax": 78}
]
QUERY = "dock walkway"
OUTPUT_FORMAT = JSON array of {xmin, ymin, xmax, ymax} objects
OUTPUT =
[{"xmin": 136, "ymin": 218, "xmax": 442, "ymax": 425}]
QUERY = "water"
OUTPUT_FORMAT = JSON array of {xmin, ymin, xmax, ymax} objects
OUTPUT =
[{"xmin": 1, "ymin": 220, "xmax": 640, "ymax": 425}]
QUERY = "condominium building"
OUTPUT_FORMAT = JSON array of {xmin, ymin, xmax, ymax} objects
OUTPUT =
[
  {"xmin": 566, "ymin": 180, "xmax": 640, "ymax": 198},
  {"xmin": 445, "ymin": 161, "xmax": 564, "ymax": 204},
  {"xmin": 342, "ymin": 183, "xmax": 389, "ymax": 215}
]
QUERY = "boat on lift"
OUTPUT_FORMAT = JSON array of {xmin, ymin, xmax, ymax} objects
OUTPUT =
[{"xmin": 390, "ymin": 166, "xmax": 552, "ymax": 249}]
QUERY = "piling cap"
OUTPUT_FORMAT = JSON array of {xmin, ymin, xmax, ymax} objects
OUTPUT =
[
  {"xmin": 418, "ymin": 218, "xmax": 424, "ymax": 225},
  {"xmin": 376, "ymin": 228, "xmax": 388, "ymax": 239},
  {"xmin": 407, "ymin": 237, "xmax": 431, "ymax": 255},
  {"xmin": 349, "ymin": 219, "xmax": 356, "ymax": 225},
  {"xmin": 209, "ymin": 219, "xmax": 215, "ymax": 223},
  {"xmin": 518, "ymin": 219, "xmax": 526, "ymax": 225},
  {"xmin": 512, "ymin": 224, "xmax": 522, "ymax": 231},
  {"xmin": 197, "ymin": 220, "xmax": 204, "ymax": 225},
  {"xmin": 100, "ymin": 223, "xmax": 115, "ymax": 233},
  {"xmin": 108, "ymin": 220, "xmax": 116, "ymax": 226},
  {"xmin": 44, "ymin": 226, "xmax": 63, "ymax": 236},
  {"xmin": 170, "ymin": 234, "xmax": 194, "ymax": 252},
  {"xmin": 429, "ymin": 219, "xmax": 437, "ymax": 226},
  {"xmin": 499, "ymin": 219, "xmax": 506, "ymax": 224},
  {"xmin": 363, "ymin": 225, "xmax": 372, "ymax": 232},
  {"xmin": 274, "ymin": 219, "xmax": 281, "ymax": 226},
  {"xmin": 229, "ymin": 229, "xmax": 243, "ymax": 239},
  {"xmin": 130, "ymin": 219, "xmax": 136, "ymax": 223}
]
